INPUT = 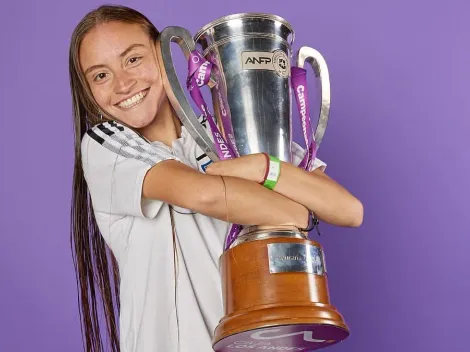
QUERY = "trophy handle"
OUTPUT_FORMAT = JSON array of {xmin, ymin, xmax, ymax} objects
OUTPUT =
[
  {"xmin": 155, "ymin": 26, "xmax": 220, "ymax": 162},
  {"xmin": 296, "ymin": 47, "xmax": 331, "ymax": 148}
]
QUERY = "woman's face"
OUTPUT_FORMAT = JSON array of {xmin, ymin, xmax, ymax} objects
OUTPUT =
[{"xmin": 79, "ymin": 21, "xmax": 165, "ymax": 128}]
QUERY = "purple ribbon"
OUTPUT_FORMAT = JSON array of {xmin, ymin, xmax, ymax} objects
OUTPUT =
[
  {"xmin": 187, "ymin": 51, "xmax": 239, "ymax": 159},
  {"xmin": 186, "ymin": 52, "xmax": 318, "ymax": 250},
  {"xmin": 291, "ymin": 67, "xmax": 317, "ymax": 171}
]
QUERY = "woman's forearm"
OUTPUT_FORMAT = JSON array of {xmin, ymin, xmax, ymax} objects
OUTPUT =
[
  {"xmin": 275, "ymin": 162, "xmax": 364, "ymax": 227},
  {"xmin": 205, "ymin": 154, "xmax": 364, "ymax": 227},
  {"xmin": 207, "ymin": 175, "xmax": 309, "ymax": 228}
]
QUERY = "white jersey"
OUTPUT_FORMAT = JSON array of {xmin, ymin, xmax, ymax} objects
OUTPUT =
[{"xmin": 81, "ymin": 118, "xmax": 326, "ymax": 352}]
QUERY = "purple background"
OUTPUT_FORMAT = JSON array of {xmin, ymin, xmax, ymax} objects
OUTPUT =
[{"xmin": 1, "ymin": 0, "xmax": 469, "ymax": 351}]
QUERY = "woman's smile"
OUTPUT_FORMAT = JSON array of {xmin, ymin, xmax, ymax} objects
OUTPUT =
[{"xmin": 115, "ymin": 88, "xmax": 150, "ymax": 110}]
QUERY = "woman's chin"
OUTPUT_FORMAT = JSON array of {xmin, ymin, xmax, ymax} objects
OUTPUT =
[
  {"xmin": 127, "ymin": 115, "xmax": 156, "ymax": 130},
  {"xmin": 112, "ymin": 108, "xmax": 155, "ymax": 129}
]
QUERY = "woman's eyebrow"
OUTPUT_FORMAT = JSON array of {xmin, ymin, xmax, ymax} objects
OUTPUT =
[
  {"xmin": 119, "ymin": 43, "xmax": 146, "ymax": 58},
  {"xmin": 83, "ymin": 44, "xmax": 147, "ymax": 75}
]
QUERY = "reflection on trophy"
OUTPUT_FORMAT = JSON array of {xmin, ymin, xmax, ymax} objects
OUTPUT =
[{"xmin": 156, "ymin": 13, "xmax": 349, "ymax": 352}]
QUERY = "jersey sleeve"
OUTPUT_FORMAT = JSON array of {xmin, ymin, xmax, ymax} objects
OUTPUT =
[
  {"xmin": 81, "ymin": 121, "xmax": 183, "ymax": 219},
  {"xmin": 291, "ymin": 141, "xmax": 327, "ymax": 171}
]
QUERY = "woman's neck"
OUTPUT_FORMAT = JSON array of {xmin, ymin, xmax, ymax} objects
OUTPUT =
[{"xmin": 138, "ymin": 98, "xmax": 181, "ymax": 147}]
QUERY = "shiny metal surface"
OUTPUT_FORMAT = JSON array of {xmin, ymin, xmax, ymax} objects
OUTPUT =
[
  {"xmin": 230, "ymin": 227, "xmax": 307, "ymax": 247},
  {"xmin": 157, "ymin": 26, "xmax": 220, "ymax": 162},
  {"xmin": 194, "ymin": 13, "xmax": 295, "ymax": 48},
  {"xmin": 158, "ymin": 13, "xmax": 331, "ymax": 165},
  {"xmin": 194, "ymin": 13, "xmax": 296, "ymax": 162},
  {"xmin": 267, "ymin": 242, "xmax": 326, "ymax": 275},
  {"xmin": 296, "ymin": 47, "xmax": 331, "ymax": 147}
]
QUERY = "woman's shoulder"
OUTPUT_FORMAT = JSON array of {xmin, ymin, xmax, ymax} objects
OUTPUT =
[
  {"xmin": 80, "ymin": 121, "xmax": 182, "ymax": 220},
  {"xmin": 81, "ymin": 121, "xmax": 181, "ymax": 168}
]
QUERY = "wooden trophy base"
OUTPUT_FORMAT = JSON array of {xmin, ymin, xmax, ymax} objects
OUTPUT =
[{"xmin": 213, "ymin": 226, "xmax": 349, "ymax": 351}]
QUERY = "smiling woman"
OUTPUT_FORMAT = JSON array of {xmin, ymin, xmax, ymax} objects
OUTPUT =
[{"xmin": 68, "ymin": 4, "xmax": 362, "ymax": 352}]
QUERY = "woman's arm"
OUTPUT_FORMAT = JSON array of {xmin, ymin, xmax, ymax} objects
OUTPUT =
[
  {"xmin": 205, "ymin": 154, "xmax": 364, "ymax": 228},
  {"xmin": 142, "ymin": 159, "xmax": 310, "ymax": 229},
  {"xmin": 274, "ymin": 164, "xmax": 363, "ymax": 227}
]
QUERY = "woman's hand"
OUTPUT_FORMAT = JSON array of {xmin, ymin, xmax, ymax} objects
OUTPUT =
[{"xmin": 205, "ymin": 153, "xmax": 268, "ymax": 183}]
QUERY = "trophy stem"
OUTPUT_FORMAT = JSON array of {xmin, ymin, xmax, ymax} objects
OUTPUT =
[{"xmin": 229, "ymin": 225, "xmax": 307, "ymax": 248}]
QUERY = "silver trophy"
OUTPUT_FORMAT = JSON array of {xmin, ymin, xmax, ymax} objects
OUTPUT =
[{"xmin": 156, "ymin": 13, "xmax": 349, "ymax": 352}]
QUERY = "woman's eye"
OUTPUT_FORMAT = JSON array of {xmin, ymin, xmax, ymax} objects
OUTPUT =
[
  {"xmin": 94, "ymin": 72, "xmax": 108, "ymax": 81},
  {"xmin": 128, "ymin": 56, "xmax": 142, "ymax": 65}
]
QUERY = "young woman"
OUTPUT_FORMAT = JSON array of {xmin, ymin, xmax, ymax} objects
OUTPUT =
[{"xmin": 69, "ymin": 5, "xmax": 363, "ymax": 352}]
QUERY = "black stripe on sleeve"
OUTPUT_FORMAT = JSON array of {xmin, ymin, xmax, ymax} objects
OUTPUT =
[
  {"xmin": 97, "ymin": 123, "xmax": 115, "ymax": 136},
  {"xmin": 109, "ymin": 120, "xmax": 125, "ymax": 131},
  {"xmin": 196, "ymin": 153, "xmax": 207, "ymax": 161},
  {"xmin": 87, "ymin": 129, "xmax": 105, "ymax": 145}
]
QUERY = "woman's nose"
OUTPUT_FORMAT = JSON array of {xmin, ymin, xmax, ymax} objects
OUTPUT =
[{"xmin": 114, "ymin": 71, "xmax": 137, "ymax": 95}]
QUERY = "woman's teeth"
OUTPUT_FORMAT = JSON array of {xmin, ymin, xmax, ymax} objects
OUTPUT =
[{"xmin": 118, "ymin": 90, "xmax": 147, "ymax": 109}]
